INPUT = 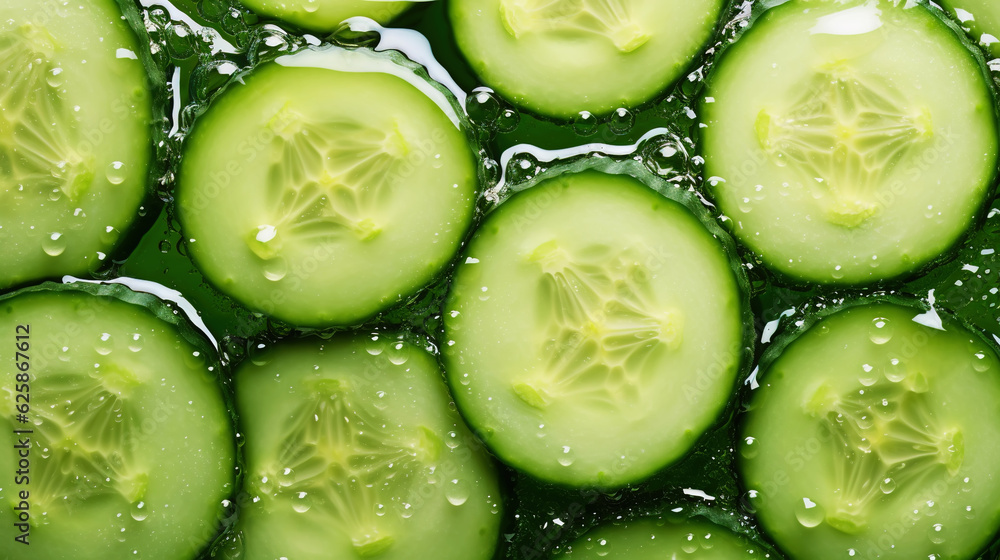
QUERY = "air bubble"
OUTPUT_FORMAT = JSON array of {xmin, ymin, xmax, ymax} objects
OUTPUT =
[
  {"xmin": 43, "ymin": 232, "xmax": 66, "ymax": 256},
  {"xmin": 166, "ymin": 23, "xmax": 195, "ymax": 59},
  {"xmin": 608, "ymin": 108, "xmax": 634, "ymax": 135},
  {"xmin": 497, "ymin": 108, "xmax": 520, "ymax": 133},
  {"xmin": 869, "ymin": 317, "xmax": 893, "ymax": 345}
]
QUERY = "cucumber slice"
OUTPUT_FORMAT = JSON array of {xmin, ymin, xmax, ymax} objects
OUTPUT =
[
  {"xmin": 0, "ymin": 282, "xmax": 234, "ymax": 559},
  {"xmin": 234, "ymin": 335, "xmax": 502, "ymax": 560},
  {"xmin": 943, "ymin": 0, "xmax": 1000, "ymax": 57},
  {"xmin": 702, "ymin": 0, "xmax": 998, "ymax": 286},
  {"xmin": 176, "ymin": 46, "xmax": 478, "ymax": 328},
  {"xmin": 0, "ymin": 0, "xmax": 152, "ymax": 289},
  {"xmin": 554, "ymin": 517, "xmax": 767, "ymax": 558},
  {"xmin": 239, "ymin": 0, "xmax": 415, "ymax": 32},
  {"xmin": 740, "ymin": 302, "xmax": 1000, "ymax": 559},
  {"xmin": 444, "ymin": 167, "xmax": 747, "ymax": 488},
  {"xmin": 449, "ymin": 0, "xmax": 724, "ymax": 119}
]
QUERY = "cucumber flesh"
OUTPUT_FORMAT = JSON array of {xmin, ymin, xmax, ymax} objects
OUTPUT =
[
  {"xmin": 0, "ymin": 0, "xmax": 152, "ymax": 289},
  {"xmin": 943, "ymin": 0, "xmax": 1000, "ymax": 57},
  {"xmin": 0, "ymin": 283, "xmax": 234, "ymax": 560},
  {"xmin": 702, "ymin": 0, "xmax": 998, "ymax": 285},
  {"xmin": 555, "ymin": 517, "xmax": 767, "ymax": 558},
  {"xmin": 234, "ymin": 335, "xmax": 502, "ymax": 560},
  {"xmin": 740, "ymin": 303, "xmax": 1000, "ymax": 559},
  {"xmin": 444, "ymin": 169, "xmax": 746, "ymax": 488},
  {"xmin": 177, "ymin": 46, "xmax": 477, "ymax": 328},
  {"xmin": 449, "ymin": 0, "xmax": 724, "ymax": 118},
  {"xmin": 239, "ymin": 0, "xmax": 414, "ymax": 32}
]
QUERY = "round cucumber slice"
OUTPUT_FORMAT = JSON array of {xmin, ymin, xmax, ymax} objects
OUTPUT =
[
  {"xmin": 177, "ymin": 46, "xmax": 478, "ymax": 328},
  {"xmin": 554, "ymin": 517, "xmax": 767, "ymax": 558},
  {"xmin": 702, "ymin": 0, "xmax": 998, "ymax": 286},
  {"xmin": 239, "ymin": 0, "xmax": 415, "ymax": 32},
  {"xmin": 234, "ymin": 335, "xmax": 502, "ymax": 560},
  {"xmin": 444, "ymin": 167, "xmax": 747, "ymax": 488},
  {"xmin": 0, "ymin": 0, "xmax": 152, "ymax": 289},
  {"xmin": 740, "ymin": 302, "xmax": 1000, "ymax": 560},
  {"xmin": 0, "ymin": 282, "xmax": 234, "ymax": 559},
  {"xmin": 942, "ymin": 0, "xmax": 1000, "ymax": 57},
  {"xmin": 449, "ymin": 0, "xmax": 724, "ymax": 119}
]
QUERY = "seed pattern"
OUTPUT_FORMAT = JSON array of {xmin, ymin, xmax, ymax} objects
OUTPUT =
[
  {"xmin": 247, "ymin": 107, "xmax": 407, "ymax": 259},
  {"xmin": 806, "ymin": 372, "xmax": 963, "ymax": 533},
  {"xmin": 513, "ymin": 241, "xmax": 681, "ymax": 411},
  {"xmin": 264, "ymin": 378, "xmax": 439, "ymax": 555},
  {"xmin": 0, "ymin": 25, "xmax": 93, "ymax": 203},
  {"xmin": 756, "ymin": 66, "xmax": 932, "ymax": 227},
  {"xmin": 499, "ymin": 0, "xmax": 650, "ymax": 52},
  {"xmin": 13, "ymin": 367, "xmax": 146, "ymax": 515}
]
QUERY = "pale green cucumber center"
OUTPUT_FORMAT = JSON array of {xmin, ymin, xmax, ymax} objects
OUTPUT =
[
  {"xmin": 246, "ymin": 105, "xmax": 410, "ymax": 264},
  {"xmin": 257, "ymin": 377, "xmax": 442, "ymax": 556},
  {"xmin": 513, "ymin": 240, "xmax": 681, "ymax": 410},
  {"xmin": 756, "ymin": 64, "xmax": 933, "ymax": 228},
  {"xmin": 500, "ymin": 0, "xmax": 651, "ymax": 52},
  {"xmin": 804, "ymin": 372, "xmax": 963, "ymax": 533},
  {"xmin": 0, "ymin": 24, "xmax": 94, "ymax": 204}
]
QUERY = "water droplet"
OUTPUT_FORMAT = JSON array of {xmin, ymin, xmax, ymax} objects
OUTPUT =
[
  {"xmin": 557, "ymin": 445, "xmax": 575, "ymax": 467},
  {"xmin": 366, "ymin": 334, "xmax": 384, "ymax": 356},
  {"xmin": 387, "ymin": 342, "xmax": 410, "ymax": 365},
  {"xmin": 497, "ymin": 108, "xmax": 520, "ymax": 133},
  {"xmin": 262, "ymin": 257, "xmax": 287, "ymax": 281},
  {"xmin": 740, "ymin": 436, "xmax": 758, "ymax": 460},
  {"xmin": 128, "ymin": 333, "xmax": 143, "ymax": 353},
  {"xmin": 964, "ymin": 505, "xmax": 975, "ymax": 520},
  {"xmin": 46, "ymin": 66, "xmax": 64, "ymax": 88},
  {"xmin": 277, "ymin": 467, "xmax": 295, "ymax": 488},
  {"xmin": 130, "ymin": 501, "xmax": 148, "ymax": 521},
  {"xmin": 972, "ymin": 351, "xmax": 990, "ymax": 372},
  {"xmin": 43, "ymin": 232, "xmax": 66, "ymax": 256},
  {"xmin": 681, "ymin": 533, "xmax": 698, "ymax": 553},
  {"xmin": 158, "ymin": 240, "xmax": 171, "ymax": 253},
  {"xmin": 292, "ymin": 491, "xmax": 311, "ymax": 513},
  {"xmin": 880, "ymin": 477, "xmax": 896, "ymax": 494},
  {"xmin": 795, "ymin": 497, "xmax": 824, "ymax": 528},
  {"xmin": 96, "ymin": 332, "xmax": 113, "ymax": 355},
  {"xmin": 106, "ymin": 161, "xmax": 126, "ymax": 185},
  {"xmin": 608, "ymin": 107, "xmax": 634, "ymax": 135},
  {"xmin": 885, "ymin": 357, "xmax": 906, "ymax": 383},
  {"xmin": 302, "ymin": 0, "xmax": 319, "ymax": 13},
  {"xmin": 249, "ymin": 343, "xmax": 270, "ymax": 366},
  {"xmin": 466, "ymin": 90, "xmax": 501, "ymax": 126},
  {"xmin": 859, "ymin": 363, "xmax": 878, "ymax": 386},
  {"xmin": 446, "ymin": 478, "xmax": 469, "ymax": 506},
  {"xmin": 869, "ymin": 317, "xmax": 893, "ymax": 345},
  {"xmin": 929, "ymin": 523, "xmax": 945, "ymax": 544},
  {"xmin": 740, "ymin": 490, "xmax": 759, "ymax": 514},
  {"xmin": 573, "ymin": 111, "xmax": 599, "ymax": 136},
  {"xmin": 399, "ymin": 502, "xmax": 414, "ymax": 519}
]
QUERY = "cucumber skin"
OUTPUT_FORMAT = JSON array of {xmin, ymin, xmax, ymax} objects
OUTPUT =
[
  {"xmin": 443, "ymin": 159, "xmax": 754, "ymax": 489},
  {"xmin": 0, "ymin": 281, "xmax": 236, "ymax": 560},
  {"xmin": 738, "ymin": 298, "xmax": 1000, "ymax": 560},
  {"xmin": 700, "ymin": 0, "xmax": 1000, "ymax": 288},
  {"xmin": 941, "ymin": 0, "xmax": 1000, "ymax": 57}
]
